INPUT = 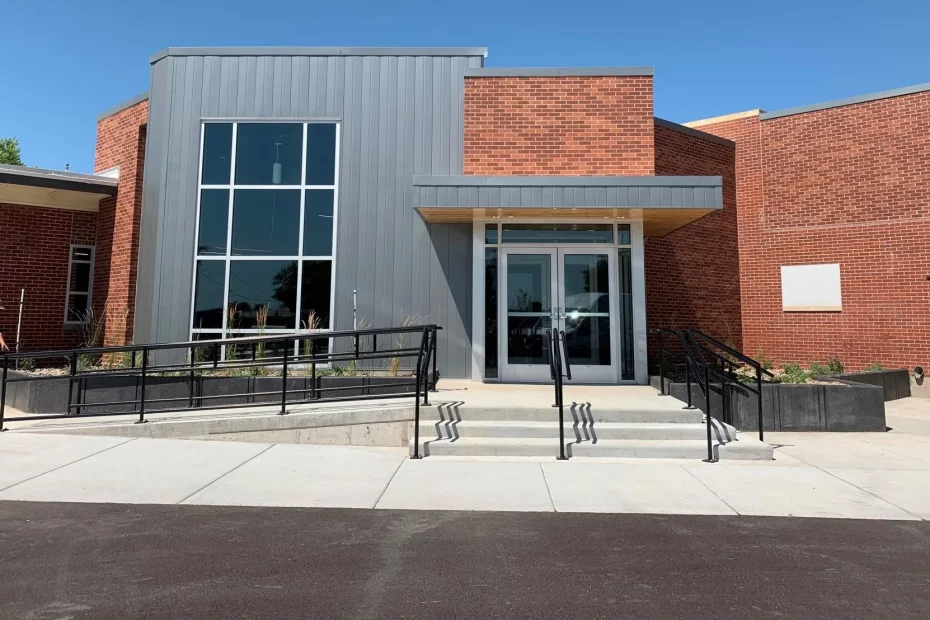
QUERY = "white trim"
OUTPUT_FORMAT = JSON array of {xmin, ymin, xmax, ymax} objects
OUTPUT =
[
  {"xmin": 629, "ymin": 220, "xmax": 648, "ymax": 384},
  {"xmin": 294, "ymin": 122, "xmax": 308, "ymax": 344},
  {"xmin": 95, "ymin": 166, "xmax": 120, "ymax": 180},
  {"xmin": 328, "ymin": 122, "xmax": 341, "ymax": 332},
  {"xmin": 470, "ymin": 221, "xmax": 485, "ymax": 381},
  {"xmin": 220, "ymin": 124, "xmax": 237, "ymax": 354},
  {"xmin": 201, "ymin": 117, "xmax": 344, "ymax": 123},
  {"xmin": 63, "ymin": 244, "xmax": 95, "ymax": 325},
  {"xmin": 188, "ymin": 124, "xmax": 208, "ymax": 334},
  {"xmin": 197, "ymin": 184, "xmax": 336, "ymax": 190}
]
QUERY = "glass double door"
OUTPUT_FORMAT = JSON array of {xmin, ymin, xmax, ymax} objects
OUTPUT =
[{"xmin": 500, "ymin": 248, "xmax": 618, "ymax": 383}]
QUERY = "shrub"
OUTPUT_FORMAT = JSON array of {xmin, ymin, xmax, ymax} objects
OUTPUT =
[
  {"xmin": 827, "ymin": 356, "xmax": 844, "ymax": 374},
  {"xmin": 808, "ymin": 362, "xmax": 830, "ymax": 376},
  {"xmin": 777, "ymin": 362, "xmax": 811, "ymax": 384},
  {"xmin": 865, "ymin": 362, "xmax": 884, "ymax": 372},
  {"xmin": 755, "ymin": 349, "xmax": 774, "ymax": 372}
]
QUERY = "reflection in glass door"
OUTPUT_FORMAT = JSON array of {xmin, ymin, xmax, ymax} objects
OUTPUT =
[{"xmin": 559, "ymin": 250, "xmax": 617, "ymax": 383}]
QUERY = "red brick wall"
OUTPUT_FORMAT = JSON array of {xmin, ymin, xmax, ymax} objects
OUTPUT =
[
  {"xmin": 695, "ymin": 92, "xmax": 930, "ymax": 371},
  {"xmin": 647, "ymin": 124, "xmax": 741, "ymax": 360},
  {"xmin": 464, "ymin": 76, "xmax": 655, "ymax": 175},
  {"xmin": 94, "ymin": 99, "xmax": 148, "ymax": 347},
  {"xmin": 0, "ymin": 203, "xmax": 96, "ymax": 352}
]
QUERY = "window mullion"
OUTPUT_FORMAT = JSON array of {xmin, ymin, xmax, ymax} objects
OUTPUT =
[
  {"xmin": 221, "ymin": 123, "xmax": 238, "ymax": 356},
  {"xmin": 295, "ymin": 123, "xmax": 308, "ymax": 343}
]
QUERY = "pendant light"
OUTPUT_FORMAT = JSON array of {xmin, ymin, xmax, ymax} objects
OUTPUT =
[{"xmin": 272, "ymin": 141, "xmax": 283, "ymax": 184}]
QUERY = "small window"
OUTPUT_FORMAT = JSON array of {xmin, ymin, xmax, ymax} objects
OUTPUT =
[{"xmin": 65, "ymin": 245, "xmax": 95, "ymax": 324}]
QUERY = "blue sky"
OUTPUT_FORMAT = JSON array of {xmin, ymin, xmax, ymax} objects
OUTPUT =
[{"xmin": 2, "ymin": 0, "xmax": 928, "ymax": 173}]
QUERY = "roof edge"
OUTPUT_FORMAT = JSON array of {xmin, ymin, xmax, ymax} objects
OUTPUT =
[
  {"xmin": 151, "ymin": 46, "xmax": 489, "ymax": 63},
  {"xmin": 97, "ymin": 92, "xmax": 150, "ymax": 122},
  {"xmin": 683, "ymin": 109, "xmax": 762, "ymax": 128},
  {"xmin": 464, "ymin": 66, "xmax": 653, "ymax": 77},
  {"xmin": 759, "ymin": 81, "xmax": 930, "ymax": 120},
  {"xmin": 0, "ymin": 164, "xmax": 119, "ymax": 196},
  {"xmin": 413, "ymin": 175, "xmax": 721, "ymax": 187},
  {"xmin": 654, "ymin": 118, "xmax": 735, "ymax": 147}
]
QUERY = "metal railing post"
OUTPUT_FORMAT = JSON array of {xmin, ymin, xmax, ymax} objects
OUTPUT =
[
  {"xmin": 279, "ymin": 342, "xmax": 289, "ymax": 415},
  {"xmin": 188, "ymin": 345, "xmax": 195, "ymax": 408},
  {"xmin": 703, "ymin": 364, "xmax": 714, "ymax": 463},
  {"xmin": 556, "ymin": 331, "xmax": 567, "ymax": 461},
  {"xmin": 67, "ymin": 352, "xmax": 77, "ymax": 416},
  {"xmin": 684, "ymin": 361, "xmax": 695, "ymax": 409},
  {"xmin": 0, "ymin": 355, "xmax": 8, "ymax": 432},
  {"xmin": 411, "ymin": 328, "xmax": 427, "ymax": 460},
  {"xmin": 756, "ymin": 367, "xmax": 764, "ymax": 442},
  {"xmin": 310, "ymin": 338, "xmax": 317, "ymax": 400},
  {"xmin": 430, "ymin": 328, "xmax": 439, "ymax": 392},
  {"xmin": 657, "ymin": 330, "xmax": 666, "ymax": 395},
  {"xmin": 421, "ymin": 330, "xmax": 432, "ymax": 406},
  {"xmin": 136, "ymin": 348, "xmax": 148, "ymax": 424}
]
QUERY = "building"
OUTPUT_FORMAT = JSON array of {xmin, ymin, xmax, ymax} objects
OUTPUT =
[{"xmin": 2, "ymin": 46, "xmax": 927, "ymax": 385}]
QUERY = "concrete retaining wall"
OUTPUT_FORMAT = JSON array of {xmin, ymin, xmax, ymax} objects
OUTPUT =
[
  {"xmin": 828, "ymin": 369, "xmax": 911, "ymax": 401},
  {"xmin": 650, "ymin": 376, "xmax": 886, "ymax": 432},
  {"xmin": 5, "ymin": 371, "xmax": 418, "ymax": 415}
]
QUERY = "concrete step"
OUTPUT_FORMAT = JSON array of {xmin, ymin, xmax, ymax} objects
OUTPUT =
[
  {"xmin": 417, "ymin": 420, "xmax": 713, "ymax": 441},
  {"xmin": 420, "ymin": 402, "xmax": 703, "ymax": 424},
  {"xmin": 413, "ymin": 436, "xmax": 773, "ymax": 460}
]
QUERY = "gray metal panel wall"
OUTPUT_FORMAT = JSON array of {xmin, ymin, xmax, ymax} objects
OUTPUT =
[{"xmin": 137, "ymin": 53, "xmax": 482, "ymax": 378}]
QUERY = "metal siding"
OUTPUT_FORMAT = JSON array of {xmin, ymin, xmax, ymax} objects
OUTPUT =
[
  {"xmin": 134, "ymin": 57, "xmax": 171, "ymax": 342},
  {"xmin": 139, "ymin": 52, "xmax": 478, "ymax": 377}
]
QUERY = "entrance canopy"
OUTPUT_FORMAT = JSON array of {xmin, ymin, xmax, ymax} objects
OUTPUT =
[
  {"xmin": 414, "ymin": 175, "xmax": 722, "ymax": 236},
  {"xmin": 0, "ymin": 164, "xmax": 117, "ymax": 212}
]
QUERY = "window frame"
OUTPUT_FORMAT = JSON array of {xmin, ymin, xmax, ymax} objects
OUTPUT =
[
  {"xmin": 189, "ymin": 120, "xmax": 340, "ymax": 359},
  {"xmin": 64, "ymin": 244, "xmax": 95, "ymax": 325}
]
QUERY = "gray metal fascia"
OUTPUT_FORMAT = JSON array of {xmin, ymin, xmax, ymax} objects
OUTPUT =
[
  {"xmin": 760, "ymin": 81, "xmax": 930, "ymax": 120},
  {"xmin": 150, "ymin": 46, "xmax": 489, "ymax": 64},
  {"xmin": 97, "ymin": 91, "xmax": 150, "ymax": 122},
  {"xmin": 412, "ymin": 175, "xmax": 722, "ymax": 187},
  {"xmin": 654, "ymin": 117, "xmax": 735, "ymax": 146},
  {"xmin": 464, "ymin": 66, "xmax": 654, "ymax": 77}
]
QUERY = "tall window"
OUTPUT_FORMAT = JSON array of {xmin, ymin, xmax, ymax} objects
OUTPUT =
[
  {"xmin": 65, "ymin": 245, "xmax": 95, "ymax": 324},
  {"xmin": 191, "ymin": 121, "xmax": 339, "ymax": 353}
]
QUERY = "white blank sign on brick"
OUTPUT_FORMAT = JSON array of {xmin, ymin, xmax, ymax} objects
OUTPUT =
[{"xmin": 781, "ymin": 263, "xmax": 842, "ymax": 311}]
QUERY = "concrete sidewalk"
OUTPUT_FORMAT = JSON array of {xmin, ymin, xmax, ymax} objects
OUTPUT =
[{"xmin": 1, "ymin": 398, "xmax": 928, "ymax": 520}]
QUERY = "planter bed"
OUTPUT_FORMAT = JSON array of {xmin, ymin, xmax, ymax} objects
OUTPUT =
[
  {"xmin": 649, "ymin": 375, "xmax": 887, "ymax": 432},
  {"xmin": 4, "ymin": 370, "xmax": 419, "ymax": 415},
  {"xmin": 827, "ymin": 369, "xmax": 910, "ymax": 402}
]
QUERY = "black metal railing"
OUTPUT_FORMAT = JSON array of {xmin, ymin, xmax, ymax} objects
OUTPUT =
[
  {"xmin": 0, "ymin": 325, "xmax": 441, "ymax": 443},
  {"xmin": 548, "ymin": 327, "xmax": 572, "ymax": 460},
  {"xmin": 652, "ymin": 328, "xmax": 774, "ymax": 462}
]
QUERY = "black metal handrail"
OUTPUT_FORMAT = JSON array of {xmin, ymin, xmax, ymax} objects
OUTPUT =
[
  {"xmin": 549, "ymin": 327, "xmax": 571, "ymax": 460},
  {"xmin": 0, "ymin": 324, "xmax": 441, "ymax": 435},
  {"xmin": 651, "ymin": 327, "xmax": 772, "ymax": 462}
]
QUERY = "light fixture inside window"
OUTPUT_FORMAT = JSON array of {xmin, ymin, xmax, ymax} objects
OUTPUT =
[{"xmin": 272, "ymin": 141, "xmax": 283, "ymax": 184}]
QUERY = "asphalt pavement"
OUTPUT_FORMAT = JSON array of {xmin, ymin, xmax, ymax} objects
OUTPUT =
[{"xmin": 1, "ymin": 501, "xmax": 929, "ymax": 619}]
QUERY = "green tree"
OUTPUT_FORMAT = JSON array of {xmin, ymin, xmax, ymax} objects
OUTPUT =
[{"xmin": 0, "ymin": 138, "xmax": 23, "ymax": 165}]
